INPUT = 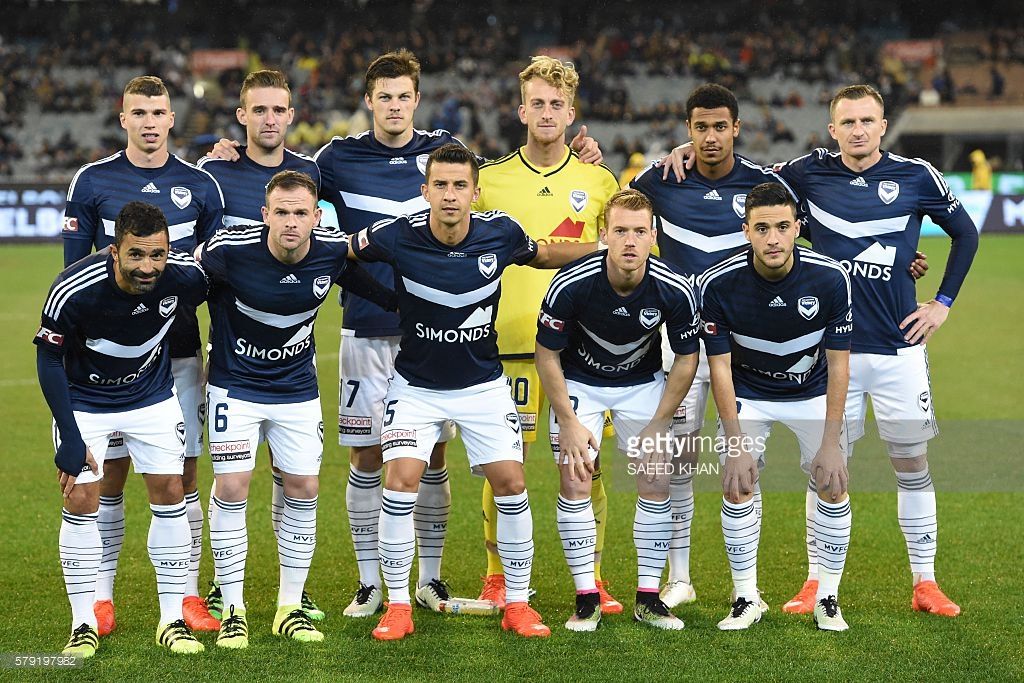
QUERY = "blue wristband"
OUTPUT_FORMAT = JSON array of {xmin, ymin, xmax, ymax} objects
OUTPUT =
[{"xmin": 935, "ymin": 294, "xmax": 953, "ymax": 308}]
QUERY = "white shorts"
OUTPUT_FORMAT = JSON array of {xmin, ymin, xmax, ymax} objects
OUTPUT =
[
  {"xmin": 548, "ymin": 376, "xmax": 665, "ymax": 465},
  {"xmin": 206, "ymin": 384, "xmax": 324, "ymax": 476},
  {"xmin": 52, "ymin": 396, "xmax": 186, "ymax": 485},
  {"xmin": 338, "ymin": 332, "xmax": 455, "ymax": 447},
  {"xmin": 846, "ymin": 345, "xmax": 938, "ymax": 445},
  {"xmin": 380, "ymin": 374, "xmax": 522, "ymax": 471},
  {"xmin": 662, "ymin": 335, "xmax": 710, "ymax": 436},
  {"xmin": 104, "ymin": 354, "xmax": 204, "ymax": 460},
  {"xmin": 716, "ymin": 395, "xmax": 848, "ymax": 475}
]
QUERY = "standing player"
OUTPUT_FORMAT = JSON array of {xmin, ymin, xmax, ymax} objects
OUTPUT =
[
  {"xmin": 535, "ymin": 189, "xmax": 700, "ymax": 632},
  {"xmin": 37, "ymin": 202, "xmax": 208, "ymax": 657},
  {"xmin": 199, "ymin": 171, "xmax": 395, "ymax": 649},
  {"xmin": 61, "ymin": 76, "xmax": 224, "ymax": 634},
  {"xmin": 699, "ymin": 182, "xmax": 854, "ymax": 631},
  {"xmin": 198, "ymin": 69, "xmax": 325, "ymax": 622},
  {"xmin": 630, "ymin": 84, "xmax": 792, "ymax": 609},
  {"xmin": 772, "ymin": 85, "xmax": 978, "ymax": 616},
  {"xmin": 349, "ymin": 144, "xmax": 597, "ymax": 641},
  {"xmin": 474, "ymin": 56, "xmax": 622, "ymax": 612}
]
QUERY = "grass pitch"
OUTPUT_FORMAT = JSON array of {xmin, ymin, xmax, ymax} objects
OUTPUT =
[{"xmin": 0, "ymin": 236, "xmax": 1021, "ymax": 681}]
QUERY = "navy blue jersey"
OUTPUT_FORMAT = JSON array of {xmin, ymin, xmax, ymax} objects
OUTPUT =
[
  {"xmin": 200, "ymin": 224, "xmax": 351, "ymax": 404},
  {"xmin": 630, "ymin": 155, "xmax": 796, "ymax": 278},
  {"xmin": 699, "ymin": 247, "xmax": 852, "ymax": 401},
  {"xmin": 776, "ymin": 149, "xmax": 970, "ymax": 354},
  {"xmin": 537, "ymin": 253, "xmax": 700, "ymax": 386},
  {"xmin": 314, "ymin": 129, "xmax": 462, "ymax": 337},
  {"xmin": 352, "ymin": 210, "xmax": 539, "ymax": 390},
  {"xmin": 63, "ymin": 151, "xmax": 225, "ymax": 358},
  {"xmin": 197, "ymin": 146, "xmax": 320, "ymax": 227},
  {"xmin": 34, "ymin": 250, "xmax": 208, "ymax": 412}
]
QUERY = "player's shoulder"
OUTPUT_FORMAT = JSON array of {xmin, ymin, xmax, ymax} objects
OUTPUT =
[
  {"xmin": 206, "ymin": 224, "xmax": 265, "ymax": 251},
  {"xmin": 44, "ymin": 252, "xmax": 110, "ymax": 318},
  {"xmin": 783, "ymin": 147, "xmax": 837, "ymax": 170},
  {"xmin": 171, "ymin": 154, "xmax": 225, "ymax": 192},
  {"xmin": 648, "ymin": 255, "xmax": 696, "ymax": 295},
  {"xmin": 697, "ymin": 249, "xmax": 749, "ymax": 293},
  {"xmin": 629, "ymin": 161, "xmax": 661, "ymax": 189},
  {"xmin": 312, "ymin": 225, "xmax": 349, "ymax": 243},
  {"xmin": 478, "ymin": 148, "xmax": 519, "ymax": 173},
  {"xmin": 313, "ymin": 130, "xmax": 373, "ymax": 160},
  {"xmin": 284, "ymin": 147, "xmax": 319, "ymax": 170},
  {"xmin": 798, "ymin": 246, "xmax": 849, "ymax": 280},
  {"xmin": 67, "ymin": 151, "xmax": 124, "ymax": 196},
  {"xmin": 566, "ymin": 150, "xmax": 620, "ymax": 188},
  {"xmin": 546, "ymin": 251, "xmax": 605, "ymax": 300},
  {"xmin": 884, "ymin": 152, "xmax": 949, "ymax": 187},
  {"xmin": 416, "ymin": 128, "xmax": 461, "ymax": 149},
  {"xmin": 166, "ymin": 248, "xmax": 205, "ymax": 272}
]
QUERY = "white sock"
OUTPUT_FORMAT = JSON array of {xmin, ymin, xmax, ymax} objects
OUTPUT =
[
  {"xmin": 414, "ymin": 467, "xmax": 450, "ymax": 587},
  {"xmin": 270, "ymin": 473, "xmax": 284, "ymax": 541},
  {"xmin": 278, "ymin": 495, "xmax": 317, "ymax": 607},
  {"xmin": 805, "ymin": 480, "xmax": 819, "ymax": 580},
  {"xmin": 667, "ymin": 473, "xmax": 694, "ymax": 584},
  {"xmin": 347, "ymin": 467, "xmax": 383, "ymax": 588},
  {"xmin": 556, "ymin": 495, "xmax": 597, "ymax": 593},
  {"xmin": 60, "ymin": 509, "xmax": 101, "ymax": 629},
  {"xmin": 210, "ymin": 496, "xmax": 247, "ymax": 613},
  {"xmin": 814, "ymin": 497, "xmax": 852, "ymax": 601},
  {"xmin": 896, "ymin": 468, "xmax": 937, "ymax": 581},
  {"xmin": 721, "ymin": 497, "xmax": 759, "ymax": 603},
  {"xmin": 184, "ymin": 489, "xmax": 202, "ymax": 598},
  {"xmin": 95, "ymin": 493, "xmax": 124, "ymax": 601},
  {"xmin": 495, "ymin": 491, "xmax": 534, "ymax": 604},
  {"xmin": 148, "ymin": 502, "xmax": 191, "ymax": 624},
  {"xmin": 208, "ymin": 481, "xmax": 218, "ymax": 583},
  {"xmin": 378, "ymin": 489, "xmax": 417, "ymax": 604},
  {"xmin": 634, "ymin": 497, "xmax": 673, "ymax": 591}
]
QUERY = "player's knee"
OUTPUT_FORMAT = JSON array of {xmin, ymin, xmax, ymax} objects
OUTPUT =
[
  {"xmin": 351, "ymin": 445, "xmax": 383, "ymax": 471},
  {"xmin": 212, "ymin": 472, "xmax": 251, "ymax": 502},
  {"xmin": 887, "ymin": 442, "xmax": 928, "ymax": 470},
  {"xmin": 281, "ymin": 473, "xmax": 318, "ymax": 499},
  {"xmin": 489, "ymin": 474, "xmax": 526, "ymax": 497},
  {"xmin": 560, "ymin": 475, "xmax": 591, "ymax": 500},
  {"xmin": 64, "ymin": 482, "xmax": 100, "ymax": 515},
  {"xmin": 428, "ymin": 442, "xmax": 447, "ymax": 469},
  {"xmin": 143, "ymin": 473, "xmax": 185, "ymax": 505}
]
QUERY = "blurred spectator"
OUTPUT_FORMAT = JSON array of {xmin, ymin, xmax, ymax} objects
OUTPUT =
[
  {"xmin": 618, "ymin": 152, "xmax": 647, "ymax": 187},
  {"xmin": 970, "ymin": 149, "xmax": 993, "ymax": 190}
]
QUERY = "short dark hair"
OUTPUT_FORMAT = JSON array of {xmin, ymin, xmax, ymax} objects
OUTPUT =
[
  {"xmin": 829, "ymin": 84, "xmax": 885, "ymax": 120},
  {"xmin": 114, "ymin": 201, "xmax": 168, "ymax": 245},
  {"xmin": 365, "ymin": 49, "xmax": 421, "ymax": 96},
  {"xmin": 240, "ymin": 69, "xmax": 291, "ymax": 107},
  {"xmin": 744, "ymin": 182, "xmax": 797, "ymax": 220},
  {"xmin": 265, "ymin": 170, "xmax": 318, "ymax": 203},
  {"xmin": 685, "ymin": 84, "xmax": 739, "ymax": 123},
  {"xmin": 425, "ymin": 144, "xmax": 479, "ymax": 185}
]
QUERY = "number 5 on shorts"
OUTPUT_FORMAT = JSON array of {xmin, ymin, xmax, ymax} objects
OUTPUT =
[{"xmin": 383, "ymin": 400, "xmax": 398, "ymax": 427}]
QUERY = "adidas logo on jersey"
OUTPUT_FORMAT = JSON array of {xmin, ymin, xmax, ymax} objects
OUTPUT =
[
  {"xmin": 389, "ymin": 156, "xmax": 407, "ymax": 165},
  {"xmin": 537, "ymin": 186, "xmax": 553, "ymax": 197},
  {"xmin": 279, "ymin": 274, "xmax": 300, "ymax": 284},
  {"xmin": 612, "ymin": 306, "xmax": 630, "ymax": 316},
  {"xmin": 140, "ymin": 182, "xmax": 159, "ymax": 193},
  {"xmin": 849, "ymin": 176, "xmax": 868, "ymax": 187},
  {"xmin": 131, "ymin": 303, "xmax": 149, "ymax": 315},
  {"xmin": 703, "ymin": 189, "xmax": 723, "ymax": 201},
  {"xmin": 768, "ymin": 296, "xmax": 786, "ymax": 307}
]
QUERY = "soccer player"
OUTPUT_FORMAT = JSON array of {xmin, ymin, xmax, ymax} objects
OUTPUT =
[
  {"xmin": 771, "ymin": 85, "xmax": 978, "ymax": 617},
  {"xmin": 474, "ymin": 56, "xmax": 622, "ymax": 612},
  {"xmin": 37, "ymin": 201, "xmax": 208, "ymax": 657},
  {"xmin": 62, "ymin": 75, "xmax": 224, "ymax": 634},
  {"xmin": 630, "ymin": 84, "xmax": 792, "ymax": 609},
  {"xmin": 198, "ymin": 69, "xmax": 325, "ymax": 622},
  {"xmin": 699, "ymin": 182, "xmax": 854, "ymax": 631},
  {"xmin": 535, "ymin": 189, "xmax": 700, "ymax": 632},
  {"xmin": 348, "ymin": 143, "xmax": 597, "ymax": 641},
  {"xmin": 198, "ymin": 170, "xmax": 395, "ymax": 649}
]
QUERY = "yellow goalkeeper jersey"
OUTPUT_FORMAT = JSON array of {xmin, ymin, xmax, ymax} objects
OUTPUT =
[{"xmin": 475, "ymin": 145, "xmax": 619, "ymax": 358}]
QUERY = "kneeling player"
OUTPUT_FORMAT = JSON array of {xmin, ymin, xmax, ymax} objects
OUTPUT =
[
  {"xmin": 699, "ymin": 183, "xmax": 854, "ymax": 631},
  {"xmin": 37, "ymin": 202, "xmax": 208, "ymax": 656},
  {"xmin": 346, "ymin": 144, "xmax": 597, "ymax": 640},
  {"xmin": 535, "ymin": 189, "xmax": 700, "ymax": 631},
  {"xmin": 199, "ymin": 171, "xmax": 395, "ymax": 649}
]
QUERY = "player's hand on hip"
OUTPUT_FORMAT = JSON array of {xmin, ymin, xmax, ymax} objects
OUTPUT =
[
  {"xmin": 900, "ymin": 299, "xmax": 950, "ymax": 345},
  {"xmin": 58, "ymin": 448, "xmax": 98, "ymax": 498},
  {"xmin": 811, "ymin": 443, "xmax": 848, "ymax": 502},
  {"xmin": 722, "ymin": 447, "xmax": 757, "ymax": 504},
  {"xmin": 570, "ymin": 125, "xmax": 603, "ymax": 165},
  {"xmin": 208, "ymin": 138, "xmax": 241, "ymax": 161},
  {"xmin": 657, "ymin": 142, "xmax": 695, "ymax": 182},
  {"xmin": 910, "ymin": 251, "xmax": 929, "ymax": 280},
  {"xmin": 558, "ymin": 420, "xmax": 598, "ymax": 481}
]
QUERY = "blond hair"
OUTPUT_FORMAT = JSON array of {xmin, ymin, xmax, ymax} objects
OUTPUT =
[
  {"xmin": 519, "ymin": 56, "xmax": 579, "ymax": 103},
  {"xmin": 240, "ymin": 70, "xmax": 291, "ymax": 107},
  {"xmin": 603, "ymin": 188, "xmax": 653, "ymax": 225},
  {"xmin": 123, "ymin": 75, "xmax": 169, "ymax": 101},
  {"xmin": 830, "ymin": 84, "xmax": 885, "ymax": 119}
]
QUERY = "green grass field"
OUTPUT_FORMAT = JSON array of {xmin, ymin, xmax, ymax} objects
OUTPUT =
[{"xmin": 1, "ymin": 237, "xmax": 1021, "ymax": 681}]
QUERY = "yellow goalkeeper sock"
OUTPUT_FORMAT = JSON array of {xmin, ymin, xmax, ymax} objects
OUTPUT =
[{"xmin": 592, "ymin": 469, "xmax": 608, "ymax": 582}]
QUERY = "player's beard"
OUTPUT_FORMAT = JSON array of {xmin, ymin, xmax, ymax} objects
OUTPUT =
[{"xmin": 123, "ymin": 265, "xmax": 162, "ymax": 294}]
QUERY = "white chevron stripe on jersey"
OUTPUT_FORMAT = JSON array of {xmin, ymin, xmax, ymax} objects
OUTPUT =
[
  {"xmin": 401, "ymin": 275, "xmax": 501, "ymax": 308},
  {"xmin": 340, "ymin": 191, "xmax": 428, "ymax": 217},
  {"xmin": 659, "ymin": 218, "xmax": 749, "ymax": 254},
  {"xmin": 731, "ymin": 328, "xmax": 825, "ymax": 357},
  {"xmin": 102, "ymin": 218, "xmax": 199, "ymax": 243},
  {"xmin": 44, "ymin": 262, "xmax": 108, "ymax": 319},
  {"xmin": 235, "ymin": 298, "xmax": 320, "ymax": 328},
  {"xmin": 222, "ymin": 215, "xmax": 263, "ymax": 228},
  {"xmin": 86, "ymin": 316, "xmax": 175, "ymax": 358},
  {"xmin": 807, "ymin": 200, "xmax": 910, "ymax": 238},
  {"xmin": 578, "ymin": 323, "xmax": 657, "ymax": 355},
  {"xmin": 66, "ymin": 152, "xmax": 121, "ymax": 199},
  {"xmin": 544, "ymin": 255, "xmax": 603, "ymax": 306}
]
